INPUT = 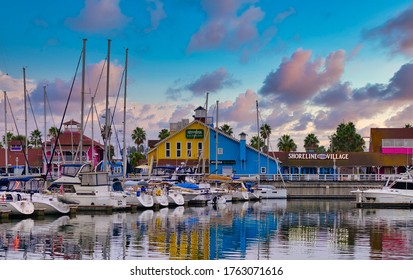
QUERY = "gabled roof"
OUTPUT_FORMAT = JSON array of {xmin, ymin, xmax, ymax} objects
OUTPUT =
[
  {"xmin": 47, "ymin": 131, "xmax": 104, "ymax": 150},
  {"xmin": 148, "ymin": 120, "xmax": 280, "ymax": 163},
  {"xmin": 148, "ymin": 119, "xmax": 207, "ymax": 153}
]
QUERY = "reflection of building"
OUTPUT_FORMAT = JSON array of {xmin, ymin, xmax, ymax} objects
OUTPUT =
[
  {"xmin": 271, "ymin": 128, "xmax": 413, "ymax": 179},
  {"xmin": 147, "ymin": 106, "xmax": 280, "ymax": 175}
]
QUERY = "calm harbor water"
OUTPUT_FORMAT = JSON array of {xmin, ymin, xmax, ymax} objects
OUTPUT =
[{"xmin": 1, "ymin": 199, "xmax": 413, "ymax": 260}]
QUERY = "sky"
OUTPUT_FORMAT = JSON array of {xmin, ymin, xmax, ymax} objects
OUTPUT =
[{"xmin": 1, "ymin": 0, "xmax": 413, "ymax": 153}]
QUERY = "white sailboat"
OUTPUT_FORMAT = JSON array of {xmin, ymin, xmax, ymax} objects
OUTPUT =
[{"xmin": 0, "ymin": 191, "xmax": 35, "ymax": 216}]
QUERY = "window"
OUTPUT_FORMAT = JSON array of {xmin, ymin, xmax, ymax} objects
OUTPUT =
[
  {"xmin": 187, "ymin": 142, "xmax": 192, "ymax": 158},
  {"xmin": 198, "ymin": 142, "xmax": 203, "ymax": 157},
  {"xmin": 165, "ymin": 142, "xmax": 171, "ymax": 158},
  {"xmin": 261, "ymin": 167, "xmax": 266, "ymax": 174},
  {"xmin": 176, "ymin": 142, "xmax": 181, "ymax": 158}
]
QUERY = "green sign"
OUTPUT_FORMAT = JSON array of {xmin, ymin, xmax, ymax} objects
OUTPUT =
[{"xmin": 186, "ymin": 129, "xmax": 204, "ymax": 139}]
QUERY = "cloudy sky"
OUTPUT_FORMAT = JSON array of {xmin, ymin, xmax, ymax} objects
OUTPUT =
[{"xmin": 1, "ymin": 0, "xmax": 413, "ymax": 152}]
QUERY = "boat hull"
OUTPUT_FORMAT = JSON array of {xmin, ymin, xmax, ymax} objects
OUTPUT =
[{"xmin": 0, "ymin": 200, "xmax": 35, "ymax": 216}]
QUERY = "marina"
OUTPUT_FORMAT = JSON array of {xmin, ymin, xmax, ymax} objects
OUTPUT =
[{"xmin": 1, "ymin": 199, "xmax": 413, "ymax": 260}]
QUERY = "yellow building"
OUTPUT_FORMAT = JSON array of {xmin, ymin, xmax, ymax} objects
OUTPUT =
[{"xmin": 147, "ymin": 119, "xmax": 211, "ymax": 173}]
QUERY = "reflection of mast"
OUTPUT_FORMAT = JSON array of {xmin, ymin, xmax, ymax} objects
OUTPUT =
[{"xmin": 3, "ymin": 91, "xmax": 8, "ymax": 174}]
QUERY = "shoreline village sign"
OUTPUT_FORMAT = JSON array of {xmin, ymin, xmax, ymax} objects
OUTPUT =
[
  {"xmin": 185, "ymin": 129, "xmax": 204, "ymax": 139},
  {"xmin": 288, "ymin": 153, "xmax": 349, "ymax": 160}
]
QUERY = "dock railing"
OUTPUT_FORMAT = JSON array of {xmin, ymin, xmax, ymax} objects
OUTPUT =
[{"xmin": 236, "ymin": 173, "xmax": 401, "ymax": 182}]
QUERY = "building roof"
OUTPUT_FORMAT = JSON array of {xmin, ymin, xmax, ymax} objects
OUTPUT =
[{"xmin": 47, "ymin": 131, "xmax": 104, "ymax": 150}]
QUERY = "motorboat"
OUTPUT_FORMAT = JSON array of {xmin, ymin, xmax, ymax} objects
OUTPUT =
[
  {"xmin": 0, "ymin": 175, "xmax": 71, "ymax": 215},
  {"xmin": 0, "ymin": 192, "xmax": 35, "ymax": 216},
  {"xmin": 173, "ymin": 182, "xmax": 212, "ymax": 205},
  {"xmin": 254, "ymin": 184, "xmax": 288, "ymax": 199},
  {"xmin": 148, "ymin": 182, "xmax": 169, "ymax": 207},
  {"xmin": 118, "ymin": 180, "xmax": 154, "ymax": 209},
  {"xmin": 352, "ymin": 168, "xmax": 413, "ymax": 205},
  {"xmin": 166, "ymin": 187, "xmax": 185, "ymax": 206},
  {"xmin": 51, "ymin": 171, "xmax": 128, "ymax": 210}
]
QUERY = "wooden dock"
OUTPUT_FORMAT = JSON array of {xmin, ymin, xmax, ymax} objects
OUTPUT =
[{"xmin": 355, "ymin": 202, "xmax": 413, "ymax": 209}]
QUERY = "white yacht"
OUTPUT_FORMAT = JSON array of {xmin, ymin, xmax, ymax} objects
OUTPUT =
[
  {"xmin": 119, "ymin": 180, "xmax": 154, "ymax": 209},
  {"xmin": 1, "ymin": 175, "xmax": 71, "ymax": 215},
  {"xmin": 254, "ymin": 184, "xmax": 288, "ymax": 199},
  {"xmin": 51, "ymin": 167, "xmax": 128, "ymax": 210},
  {"xmin": 0, "ymin": 192, "xmax": 35, "ymax": 216},
  {"xmin": 352, "ymin": 168, "xmax": 413, "ymax": 205}
]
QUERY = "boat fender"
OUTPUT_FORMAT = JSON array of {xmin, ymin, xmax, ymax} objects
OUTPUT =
[
  {"xmin": 156, "ymin": 189, "xmax": 161, "ymax": 196},
  {"xmin": 136, "ymin": 190, "xmax": 141, "ymax": 197}
]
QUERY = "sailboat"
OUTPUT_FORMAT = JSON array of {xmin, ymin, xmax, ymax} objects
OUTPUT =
[{"xmin": 253, "ymin": 100, "xmax": 287, "ymax": 199}]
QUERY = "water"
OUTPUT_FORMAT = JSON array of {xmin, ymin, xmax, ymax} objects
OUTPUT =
[{"xmin": 1, "ymin": 199, "xmax": 413, "ymax": 260}]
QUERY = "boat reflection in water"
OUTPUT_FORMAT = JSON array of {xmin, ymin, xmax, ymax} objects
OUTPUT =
[{"xmin": 1, "ymin": 199, "xmax": 413, "ymax": 260}]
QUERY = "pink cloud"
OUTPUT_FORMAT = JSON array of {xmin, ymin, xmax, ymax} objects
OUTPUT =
[
  {"xmin": 187, "ymin": 1, "xmax": 266, "ymax": 52},
  {"xmin": 364, "ymin": 6, "xmax": 413, "ymax": 56},
  {"xmin": 259, "ymin": 49, "xmax": 346, "ymax": 106},
  {"xmin": 65, "ymin": 0, "xmax": 131, "ymax": 33},
  {"xmin": 215, "ymin": 89, "xmax": 258, "ymax": 127}
]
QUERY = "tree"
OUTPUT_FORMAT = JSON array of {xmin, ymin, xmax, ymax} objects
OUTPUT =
[
  {"xmin": 404, "ymin": 124, "xmax": 413, "ymax": 128},
  {"xmin": 303, "ymin": 133, "xmax": 319, "ymax": 151},
  {"xmin": 219, "ymin": 124, "xmax": 233, "ymax": 136},
  {"xmin": 30, "ymin": 129, "xmax": 42, "ymax": 148},
  {"xmin": 48, "ymin": 126, "xmax": 60, "ymax": 139},
  {"xmin": 131, "ymin": 127, "xmax": 146, "ymax": 149},
  {"xmin": 100, "ymin": 124, "xmax": 112, "ymax": 142},
  {"xmin": 260, "ymin": 123, "xmax": 271, "ymax": 153},
  {"xmin": 158, "ymin": 128, "xmax": 170, "ymax": 140},
  {"xmin": 277, "ymin": 134, "xmax": 297, "ymax": 152},
  {"xmin": 329, "ymin": 122, "xmax": 365, "ymax": 152},
  {"xmin": 250, "ymin": 135, "xmax": 265, "ymax": 151},
  {"xmin": 2, "ymin": 132, "xmax": 14, "ymax": 148}
]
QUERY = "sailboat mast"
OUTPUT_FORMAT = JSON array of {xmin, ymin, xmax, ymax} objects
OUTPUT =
[
  {"xmin": 3, "ymin": 91, "xmax": 7, "ymax": 174},
  {"xmin": 123, "ymin": 48, "xmax": 128, "ymax": 179},
  {"xmin": 103, "ymin": 39, "xmax": 111, "ymax": 172},
  {"xmin": 23, "ymin": 67, "xmax": 28, "ymax": 174},
  {"xmin": 80, "ymin": 38, "xmax": 87, "ymax": 162},
  {"xmin": 256, "ymin": 100, "xmax": 260, "ymax": 180},
  {"xmin": 215, "ymin": 100, "xmax": 218, "ymax": 174},
  {"xmin": 43, "ymin": 86, "xmax": 47, "ymax": 173}
]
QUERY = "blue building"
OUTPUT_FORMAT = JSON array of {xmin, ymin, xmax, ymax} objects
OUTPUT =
[{"xmin": 148, "ymin": 106, "xmax": 280, "ymax": 176}]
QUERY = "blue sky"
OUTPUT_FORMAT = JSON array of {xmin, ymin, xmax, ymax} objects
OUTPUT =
[{"xmin": 1, "ymin": 0, "xmax": 413, "ymax": 152}]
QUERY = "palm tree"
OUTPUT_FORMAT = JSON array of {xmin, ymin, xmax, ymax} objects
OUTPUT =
[
  {"xmin": 100, "ymin": 124, "xmax": 112, "ymax": 142},
  {"xmin": 30, "ymin": 129, "xmax": 42, "ymax": 148},
  {"xmin": 158, "ymin": 128, "xmax": 170, "ymax": 140},
  {"xmin": 277, "ymin": 134, "xmax": 297, "ymax": 152},
  {"xmin": 48, "ymin": 126, "xmax": 60, "ymax": 139},
  {"xmin": 131, "ymin": 127, "xmax": 146, "ymax": 149},
  {"xmin": 250, "ymin": 135, "xmax": 265, "ymax": 151},
  {"xmin": 2, "ymin": 132, "xmax": 14, "ymax": 148},
  {"xmin": 303, "ymin": 133, "xmax": 319, "ymax": 152},
  {"xmin": 260, "ymin": 123, "xmax": 271, "ymax": 153},
  {"xmin": 330, "ymin": 122, "xmax": 365, "ymax": 152},
  {"xmin": 219, "ymin": 124, "xmax": 233, "ymax": 136}
]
